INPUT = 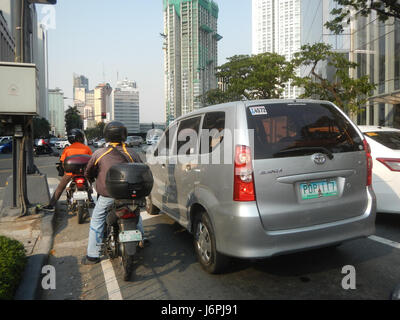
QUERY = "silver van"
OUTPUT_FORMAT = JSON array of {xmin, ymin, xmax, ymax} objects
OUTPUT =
[{"xmin": 146, "ymin": 100, "xmax": 376, "ymax": 273}]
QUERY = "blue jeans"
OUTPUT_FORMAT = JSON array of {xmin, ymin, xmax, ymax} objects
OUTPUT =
[{"xmin": 87, "ymin": 196, "xmax": 144, "ymax": 258}]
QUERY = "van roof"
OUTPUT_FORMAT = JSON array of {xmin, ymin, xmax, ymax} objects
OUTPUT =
[{"xmin": 173, "ymin": 99, "xmax": 335, "ymax": 123}]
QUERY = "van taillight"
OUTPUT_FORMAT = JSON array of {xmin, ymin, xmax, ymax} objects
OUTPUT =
[
  {"xmin": 234, "ymin": 145, "xmax": 256, "ymax": 202},
  {"xmin": 363, "ymin": 139, "xmax": 373, "ymax": 186}
]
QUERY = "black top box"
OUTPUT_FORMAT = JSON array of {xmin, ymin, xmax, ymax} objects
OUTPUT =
[
  {"xmin": 64, "ymin": 154, "xmax": 91, "ymax": 174},
  {"xmin": 106, "ymin": 163, "xmax": 154, "ymax": 199}
]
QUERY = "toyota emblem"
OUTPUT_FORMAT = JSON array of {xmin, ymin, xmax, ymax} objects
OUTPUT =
[{"xmin": 312, "ymin": 153, "xmax": 327, "ymax": 165}]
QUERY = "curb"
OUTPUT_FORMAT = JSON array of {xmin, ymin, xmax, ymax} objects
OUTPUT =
[{"xmin": 14, "ymin": 183, "xmax": 59, "ymax": 300}]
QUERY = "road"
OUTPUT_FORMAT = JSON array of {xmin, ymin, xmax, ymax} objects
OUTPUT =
[{"xmin": 1, "ymin": 146, "xmax": 399, "ymax": 300}]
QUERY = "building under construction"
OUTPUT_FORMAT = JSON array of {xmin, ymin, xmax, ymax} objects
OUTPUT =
[{"xmin": 163, "ymin": 0, "xmax": 222, "ymax": 124}]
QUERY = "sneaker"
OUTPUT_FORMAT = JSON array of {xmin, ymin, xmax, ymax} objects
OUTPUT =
[{"xmin": 81, "ymin": 256, "xmax": 101, "ymax": 265}]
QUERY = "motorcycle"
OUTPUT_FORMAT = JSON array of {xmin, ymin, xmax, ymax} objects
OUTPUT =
[
  {"xmin": 34, "ymin": 144, "xmax": 58, "ymax": 157},
  {"xmin": 102, "ymin": 162, "xmax": 154, "ymax": 281},
  {"xmin": 34, "ymin": 139, "xmax": 58, "ymax": 157},
  {"xmin": 63, "ymin": 155, "xmax": 93, "ymax": 224},
  {"xmin": 66, "ymin": 175, "xmax": 93, "ymax": 224}
]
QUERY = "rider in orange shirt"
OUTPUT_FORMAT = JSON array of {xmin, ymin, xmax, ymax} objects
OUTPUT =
[{"xmin": 43, "ymin": 129, "xmax": 92, "ymax": 210}]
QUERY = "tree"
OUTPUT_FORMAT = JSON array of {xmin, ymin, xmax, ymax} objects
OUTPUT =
[
  {"xmin": 326, "ymin": 0, "xmax": 400, "ymax": 34},
  {"xmin": 201, "ymin": 53, "xmax": 296, "ymax": 106},
  {"xmin": 200, "ymin": 88, "xmax": 240, "ymax": 106},
  {"xmin": 84, "ymin": 122, "xmax": 105, "ymax": 140},
  {"xmin": 65, "ymin": 106, "xmax": 83, "ymax": 133},
  {"xmin": 292, "ymin": 43, "xmax": 376, "ymax": 115},
  {"xmin": 32, "ymin": 117, "xmax": 51, "ymax": 138}
]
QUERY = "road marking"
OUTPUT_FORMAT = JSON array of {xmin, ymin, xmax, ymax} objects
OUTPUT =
[
  {"xmin": 100, "ymin": 259, "xmax": 123, "ymax": 300},
  {"xmin": 369, "ymin": 235, "xmax": 400, "ymax": 249}
]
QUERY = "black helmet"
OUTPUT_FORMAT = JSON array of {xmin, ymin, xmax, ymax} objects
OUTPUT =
[
  {"xmin": 104, "ymin": 121, "xmax": 127, "ymax": 143},
  {"xmin": 68, "ymin": 128, "xmax": 85, "ymax": 144}
]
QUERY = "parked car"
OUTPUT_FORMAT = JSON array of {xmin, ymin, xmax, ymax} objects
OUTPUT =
[
  {"xmin": 49, "ymin": 138, "xmax": 60, "ymax": 146},
  {"xmin": 94, "ymin": 138, "xmax": 106, "ymax": 148},
  {"xmin": 0, "ymin": 139, "xmax": 12, "ymax": 153},
  {"xmin": 55, "ymin": 139, "xmax": 70, "ymax": 149},
  {"xmin": 126, "ymin": 136, "xmax": 143, "ymax": 147},
  {"xmin": 359, "ymin": 126, "xmax": 400, "ymax": 214},
  {"xmin": 0, "ymin": 136, "xmax": 12, "ymax": 144},
  {"xmin": 146, "ymin": 99, "xmax": 376, "ymax": 274}
]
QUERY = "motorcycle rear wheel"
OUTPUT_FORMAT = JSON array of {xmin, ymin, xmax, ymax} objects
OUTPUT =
[
  {"xmin": 121, "ymin": 252, "xmax": 134, "ymax": 281},
  {"xmin": 77, "ymin": 205, "xmax": 88, "ymax": 224}
]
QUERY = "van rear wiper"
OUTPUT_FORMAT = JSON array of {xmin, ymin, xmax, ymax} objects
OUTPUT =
[{"xmin": 273, "ymin": 147, "xmax": 334, "ymax": 160}]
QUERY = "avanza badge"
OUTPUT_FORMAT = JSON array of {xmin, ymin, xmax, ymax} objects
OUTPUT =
[{"xmin": 249, "ymin": 106, "xmax": 268, "ymax": 115}]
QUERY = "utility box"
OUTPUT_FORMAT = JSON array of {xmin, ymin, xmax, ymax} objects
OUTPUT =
[{"xmin": 0, "ymin": 62, "xmax": 38, "ymax": 115}]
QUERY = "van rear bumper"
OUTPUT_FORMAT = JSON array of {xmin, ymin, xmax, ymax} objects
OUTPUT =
[{"xmin": 212, "ymin": 188, "xmax": 376, "ymax": 259}]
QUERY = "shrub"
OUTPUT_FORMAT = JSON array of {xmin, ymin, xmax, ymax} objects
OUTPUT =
[{"xmin": 0, "ymin": 235, "xmax": 27, "ymax": 300}]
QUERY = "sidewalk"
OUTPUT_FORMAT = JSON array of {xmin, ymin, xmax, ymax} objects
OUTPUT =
[{"xmin": 0, "ymin": 177, "xmax": 60, "ymax": 300}]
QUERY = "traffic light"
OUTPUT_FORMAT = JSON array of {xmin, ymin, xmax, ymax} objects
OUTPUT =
[
  {"xmin": 28, "ymin": 0, "xmax": 57, "ymax": 4},
  {"xmin": 101, "ymin": 113, "xmax": 107, "ymax": 120}
]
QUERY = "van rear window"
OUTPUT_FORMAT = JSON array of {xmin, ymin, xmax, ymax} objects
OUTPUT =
[{"xmin": 246, "ymin": 103, "xmax": 363, "ymax": 160}]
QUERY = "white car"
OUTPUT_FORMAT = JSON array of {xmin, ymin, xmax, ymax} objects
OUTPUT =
[
  {"xmin": 146, "ymin": 135, "xmax": 160, "ymax": 145},
  {"xmin": 359, "ymin": 126, "xmax": 400, "ymax": 214},
  {"xmin": 0, "ymin": 136, "xmax": 12, "ymax": 143},
  {"xmin": 94, "ymin": 139, "xmax": 106, "ymax": 148},
  {"xmin": 55, "ymin": 139, "xmax": 70, "ymax": 149}
]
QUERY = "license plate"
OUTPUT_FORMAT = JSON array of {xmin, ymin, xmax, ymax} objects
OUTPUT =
[
  {"xmin": 119, "ymin": 230, "xmax": 142, "ymax": 243},
  {"xmin": 300, "ymin": 180, "xmax": 338, "ymax": 200},
  {"xmin": 73, "ymin": 191, "xmax": 88, "ymax": 201}
]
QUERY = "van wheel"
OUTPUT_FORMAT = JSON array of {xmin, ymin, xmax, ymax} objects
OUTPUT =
[
  {"xmin": 146, "ymin": 195, "xmax": 160, "ymax": 215},
  {"xmin": 193, "ymin": 211, "xmax": 229, "ymax": 274}
]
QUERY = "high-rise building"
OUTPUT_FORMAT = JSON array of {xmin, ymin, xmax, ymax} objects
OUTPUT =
[
  {"xmin": 351, "ymin": 13, "xmax": 400, "ymax": 128},
  {"xmin": 0, "ymin": 9, "xmax": 14, "ymax": 62},
  {"xmin": 48, "ymin": 88, "xmax": 66, "ymax": 137},
  {"xmin": 74, "ymin": 87, "xmax": 86, "ymax": 118},
  {"xmin": 73, "ymin": 74, "xmax": 89, "ymax": 92},
  {"xmin": 73, "ymin": 73, "xmax": 89, "ymax": 119},
  {"xmin": 252, "ymin": 0, "xmax": 351, "ymax": 99},
  {"xmin": 300, "ymin": 0, "xmax": 351, "ymax": 82},
  {"xmin": 163, "ymin": 0, "xmax": 221, "ymax": 124},
  {"xmin": 252, "ymin": 0, "xmax": 301, "ymax": 99},
  {"xmin": 1, "ymin": 2, "xmax": 49, "ymax": 119},
  {"xmin": 112, "ymin": 79, "xmax": 140, "ymax": 134},
  {"xmin": 94, "ymin": 83, "xmax": 112, "ymax": 123},
  {"xmin": 34, "ymin": 23, "xmax": 49, "ymax": 120},
  {"xmin": 84, "ymin": 89, "xmax": 95, "ymax": 128}
]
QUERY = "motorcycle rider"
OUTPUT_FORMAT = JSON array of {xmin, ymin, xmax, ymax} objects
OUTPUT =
[
  {"xmin": 43, "ymin": 129, "xmax": 93, "ymax": 211},
  {"xmin": 82, "ymin": 121, "xmax": 146, "ymax": 265},
  {"xmin": 36, "ymin": 136, "xmax": 53, "ymax": 154}
]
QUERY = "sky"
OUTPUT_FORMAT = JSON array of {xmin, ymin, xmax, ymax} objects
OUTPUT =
[{"xmin": 37, "ymin": 0, "xmax": 252, "ymax": 123}]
